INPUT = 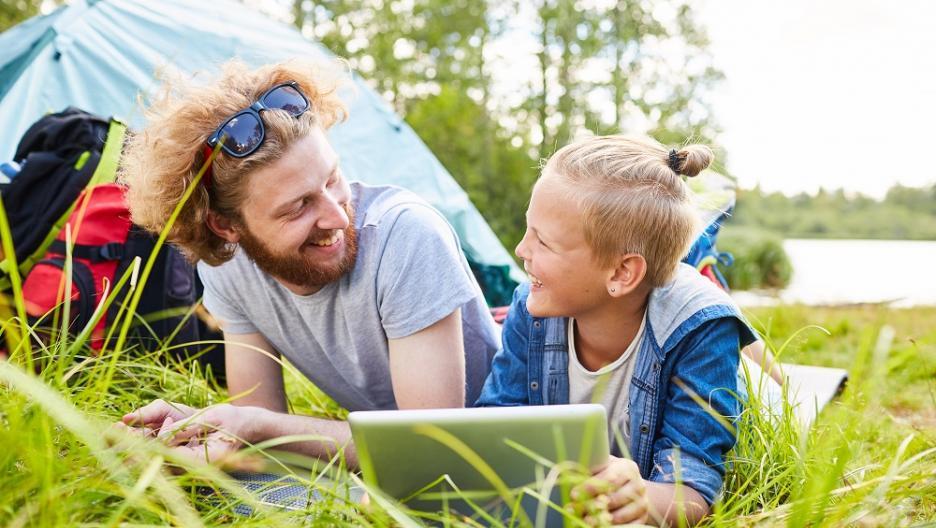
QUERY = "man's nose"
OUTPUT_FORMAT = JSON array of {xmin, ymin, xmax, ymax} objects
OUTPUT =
[{"xmin": 317, "ymin": 193, "xmax": 350, "ymax": 231}]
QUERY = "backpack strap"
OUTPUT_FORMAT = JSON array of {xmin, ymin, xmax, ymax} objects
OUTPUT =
[
  {"xmin": 49, "ymin": 240, "xmax": 126, "ymax": 263},
  {"xmin": 89, "ymin": 119, "xmax": 126, "ymax": 186}
]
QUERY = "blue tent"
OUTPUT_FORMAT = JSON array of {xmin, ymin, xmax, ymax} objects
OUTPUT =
[{"xmin": 0, "ymin": 0, "xmax": 523, "ymax": 304}]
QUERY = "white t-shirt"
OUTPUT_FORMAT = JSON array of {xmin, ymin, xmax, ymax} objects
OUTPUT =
[{"xmin": 568, "ymin": 312, "xmax": 646, "ymax": 449}]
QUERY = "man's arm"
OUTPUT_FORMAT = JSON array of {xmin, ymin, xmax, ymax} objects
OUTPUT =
[
  {"xmin": 142, "ymin": 272, "xmax": 471, "ymax": 467},
  {"xmin": 260, "ymin": 307, "xmax": 468, "ymax": 465},
  {"xmin": 224, "ymin": 331, "xmax": 287, "ymax": 412},
  {"xmin": 133, "ymin": 313, "xmax": 470, "ymax": 468},
  {"xmin": 388, "ymin": 307, "xmax": 466, "ymax": 409}
]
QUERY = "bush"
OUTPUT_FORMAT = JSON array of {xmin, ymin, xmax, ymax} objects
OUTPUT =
[{"xmin": 717, "ymin": 225, "xmax": 793, "ymax": 290}]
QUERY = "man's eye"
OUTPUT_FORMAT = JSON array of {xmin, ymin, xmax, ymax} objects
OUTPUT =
[{"xmin": 289, "ymin": 200, "xmax": 308, "ymax": 217}]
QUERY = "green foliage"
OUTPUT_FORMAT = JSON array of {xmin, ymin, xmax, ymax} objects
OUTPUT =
[
  {"xmin": 3, "ymin": 295, "xmax": 935, "ymax": 525},
  {"xmin": 289, "ymin": 0, "xmax": 724, "ymax": 255},
  {"xmin": 718, "ymin": 225, "xmax": 793, "ymax": 290},
  {"xmin": 405, "ymin": 85, "xmax": 536, "ymax": 255},
  {"xmin": 0, "ymin": 0, "xmax": 41, "ymax": 32},
  {"xmin": 730, "ymin": 184, "xmax": 936, "ymax": 241},
  {"xmin": 704, "ymin": 305, "xmax": 936, "ymax": 526}
]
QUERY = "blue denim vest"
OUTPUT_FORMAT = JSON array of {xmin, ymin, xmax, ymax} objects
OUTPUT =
[{"xmin": 476, "ymin": 264, "xmax": 758, "ymax": 505}]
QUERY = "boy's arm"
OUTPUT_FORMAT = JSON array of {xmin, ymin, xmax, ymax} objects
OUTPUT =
[
  {"xmin": 475, "ymin": 284, "xmax": 533, "ymax": 407},
  {"xmin": 648, "ymin": 317, "xmax": 743, "ymax": 516}
]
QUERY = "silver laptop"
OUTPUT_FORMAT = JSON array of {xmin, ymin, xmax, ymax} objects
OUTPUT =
[{"xmin": 349, "ymin": 404, "xmax": 609, "ymax": 521}]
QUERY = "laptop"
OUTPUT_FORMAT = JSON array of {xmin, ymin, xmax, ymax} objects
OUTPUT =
[{"xmin": 349, "ymin": 404, "xmax": 610, "ymax": 521}]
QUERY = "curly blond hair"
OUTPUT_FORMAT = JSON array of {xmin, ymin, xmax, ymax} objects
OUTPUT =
[
  {"xmin": 544, "ymin": 135, "xmax": 712, "ymax": 287},
  {"xmin": 120, "ymin": 59, "xmax": 348, "ymax": 265}
]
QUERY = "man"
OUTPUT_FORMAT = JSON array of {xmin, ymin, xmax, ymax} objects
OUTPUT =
[{"xmin": 118, "ymin": 60, "xmax": 499, "ymax": 466}]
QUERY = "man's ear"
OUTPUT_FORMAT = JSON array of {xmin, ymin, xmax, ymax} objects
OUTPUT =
[
  {"xmin": 606, "ymin": 253, "xmax": 647, "ymax": 298},
  {"xmin": 205, "ymin": 210, "xmax": 241, "ymax": 244}
]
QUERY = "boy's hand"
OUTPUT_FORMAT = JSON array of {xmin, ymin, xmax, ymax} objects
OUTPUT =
[{"xmin": 569, "ymin": 455, "xmax": 649, "ymax": 526}]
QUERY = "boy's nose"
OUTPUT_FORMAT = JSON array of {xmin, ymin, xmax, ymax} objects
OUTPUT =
[{"xmin": 515, "ymin": 237, "xmax": 530, "ymax": 261}]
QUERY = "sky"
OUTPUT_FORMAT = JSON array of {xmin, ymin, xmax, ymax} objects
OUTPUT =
[{"xmin": 698, "ymin": 0, "xmax": 936, "ymax": 197}]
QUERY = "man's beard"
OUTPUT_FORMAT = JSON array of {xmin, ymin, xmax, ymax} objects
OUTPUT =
[{"xmin": 237, "ymin": 205, "xmax": 359, "ymax": 292}]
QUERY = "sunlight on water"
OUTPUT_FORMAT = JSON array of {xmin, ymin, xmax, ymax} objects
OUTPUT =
[{"xmin": 733, "ymin": 239, "xmax": 936, "ymax": 307}]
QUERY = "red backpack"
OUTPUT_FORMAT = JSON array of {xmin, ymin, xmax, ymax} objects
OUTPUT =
[
  {"xmin": 23, "ymin": 183, "xmax": 131, "ymax": 348},
  {"xmin": 4, "ymin": 109, "xmax": 224, "ymax": 375}
]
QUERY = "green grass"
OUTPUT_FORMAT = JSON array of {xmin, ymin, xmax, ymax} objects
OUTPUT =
[
  {"xmin": 2, "ymin": 178, "xmax": 935, "ymax": 526},
  {"xmin": 4, "ymin": 296, "xmax": 934, "ymax": 527},
  {"xmin": 709, "ymin": 305, "xmax": 936, "ymax": 527}
]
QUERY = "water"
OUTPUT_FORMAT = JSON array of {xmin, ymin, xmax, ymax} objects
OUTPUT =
[{"xmin": 732, "ymin": 239, "xmax": 936, "ymax": 307}]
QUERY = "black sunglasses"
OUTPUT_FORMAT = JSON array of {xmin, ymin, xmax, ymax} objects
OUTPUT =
[{"xmin": 205, "ymin": 81, "xmax": 310, "ymax": 158}]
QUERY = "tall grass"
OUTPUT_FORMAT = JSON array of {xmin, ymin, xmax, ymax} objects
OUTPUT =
[{"xmin": 2, "ymin": 188, "xmax": 935, "ymax": 525}]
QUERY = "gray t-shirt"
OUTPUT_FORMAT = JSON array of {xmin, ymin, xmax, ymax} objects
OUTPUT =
[{"xmin": 198, "ymin": 182, "xmax": 499, "ymax": 412}]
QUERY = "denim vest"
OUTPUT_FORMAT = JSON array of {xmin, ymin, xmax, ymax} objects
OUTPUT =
[{"xmin": 476, "ymin": 264, "xmax": 758, "ymax": 505}]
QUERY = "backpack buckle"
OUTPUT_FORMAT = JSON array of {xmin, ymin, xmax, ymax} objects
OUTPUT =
[{"xmin": 97, "ymin": 243, "xmax": 125, "ymax": 261}]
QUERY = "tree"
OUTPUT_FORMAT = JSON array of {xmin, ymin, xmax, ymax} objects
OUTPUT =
[
  {"xmin": 286, "ymin": 0, "xmax": 727, "ymax": 254},
  {"xmin": 1, "ymin": 0, "xmax": 43, "ymax": 32},
  {"xmin": 526, "ymin": 0, "xmax": 723, "ymax": 161},
  {"xmin": 405, "ymin": 85, "xmax": 536, "ymax": 252}
]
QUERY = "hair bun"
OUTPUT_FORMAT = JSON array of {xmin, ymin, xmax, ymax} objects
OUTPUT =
[{"xmin": 669, "ymin": 144, "xmax": 713, "ymax": 177}]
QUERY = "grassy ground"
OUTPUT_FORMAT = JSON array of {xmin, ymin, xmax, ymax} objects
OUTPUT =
[
  {"xmin": 709, "ymin": 304, "xmax": 936, "ymax": 527},
  {"xmin": 0, "ymin": 167, "xmax": 932, "ymax": 527},
  {"xmin": 2, "ymin": 303, "xmax": 933, "ymax": 527}
]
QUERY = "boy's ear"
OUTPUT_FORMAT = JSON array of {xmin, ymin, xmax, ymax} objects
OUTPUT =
[
  {"xmin": 205, "ymin": 210, "xmax": 241, "ymax": 244},
  {"xmin": 607, "ymin": 254, "xmax": 647, "ymax": 297}
]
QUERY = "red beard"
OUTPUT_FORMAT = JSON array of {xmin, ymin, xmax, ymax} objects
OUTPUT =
[{"xmin": 237, "ymin": 204, "xmax": 359, "ymax": 291}]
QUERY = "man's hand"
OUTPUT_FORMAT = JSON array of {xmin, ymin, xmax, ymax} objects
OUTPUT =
[
  {"xmin": 568, "ymin": 456, "xmax": 649, "ymax": 526},
  {"xmin": 120, "ymin": 400, "xmax": 265, "ymax": 465},
  {"xmin": 120, "ymin": 399, "xmax": 197, "ymax": 437}
]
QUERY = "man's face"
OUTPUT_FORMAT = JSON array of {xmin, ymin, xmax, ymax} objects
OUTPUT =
[{"xmin": 235, "ymin": 128, "xmax": 357, "ymax": 294}]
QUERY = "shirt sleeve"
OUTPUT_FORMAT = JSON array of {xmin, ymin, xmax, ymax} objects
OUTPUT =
[
  {"xmin": 475, "ymin": 283, "xmax": 533, "ymax": 407},
  {"xmin": 374, "ymin": 204, "xmax": 481, "ymax": 339},
  {"xmin": 197, "ymin": 259, "xmax": 257, "ymax": 335},
  {"xmin": 648, "ymin": 316, "xmax": 743, "ymax": 506}
]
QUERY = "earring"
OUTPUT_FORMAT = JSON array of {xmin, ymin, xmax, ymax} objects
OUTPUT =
[{"xmin": 610, "ymin": 288, "xmax": 616, "ymax": 294}]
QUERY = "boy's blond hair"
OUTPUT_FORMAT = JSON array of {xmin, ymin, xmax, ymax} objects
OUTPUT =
[
  {"xmin": 544, "ymin": 135, "xmax": 711, "ymax": 287},
  {"xmin": 119, "ymin": 59, "xmax": 348, "ymax": 265}
]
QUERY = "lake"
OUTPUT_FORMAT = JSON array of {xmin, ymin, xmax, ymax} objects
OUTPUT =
[{"xmin": 732, "ymin": 239, "xmax": 936, "ymax": 307}]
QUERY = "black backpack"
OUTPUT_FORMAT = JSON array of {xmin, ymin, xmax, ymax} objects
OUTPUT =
[{"xmin": 1, "ymin": 108, "xmax": 224, "ymax": 378}]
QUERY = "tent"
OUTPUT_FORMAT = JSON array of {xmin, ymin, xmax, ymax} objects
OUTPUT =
[{"xmin": 0, "ymin": 0, "xmax": 523, "ymax": 305}]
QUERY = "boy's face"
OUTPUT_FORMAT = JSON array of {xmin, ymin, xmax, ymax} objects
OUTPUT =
[
  {"xmin": 516, "ymin": 174, "xmax": 613, "ymax": 318},
  {"xmin": 234, "ymin": 128, "xmax": 357, "ymax": 294}
]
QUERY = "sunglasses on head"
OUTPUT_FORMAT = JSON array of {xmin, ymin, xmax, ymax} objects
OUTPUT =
[{"xmin": 205, "ymin": 81, "xmax": 310, "ymax": 158}]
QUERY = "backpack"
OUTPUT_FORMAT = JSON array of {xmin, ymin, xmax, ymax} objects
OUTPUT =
[
  {"xmin": 683, "ymin": 209, "xmax": 735, "ymax": 291},
  {"xmin": 1, "ymin": 108, "xmax": 224, "ymax": 376},
  {"xmin": 0, "ymin": 107, "xmax": 118, "ymax": 286}
]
